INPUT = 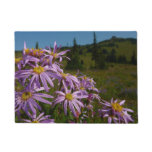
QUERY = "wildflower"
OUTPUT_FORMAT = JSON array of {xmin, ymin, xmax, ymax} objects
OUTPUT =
[
  {"xmin": 15, "ymin": 87, "xmax": 53, "ymax": 114},
  {"xmin": 100, "ymin": 98, "xmax": 134, "ymax": 123},
  {"xmin": 103, "ymin": 113, "xmax": 118, "ymax": 123},
  {"xmin": 15, "ymin": 64, "xmax": 55, "ymax": 92},
  {"xmin": 88, "ymin": 86, "xmax": 99, "ymax": 93},
  {"xmin": 54, "ymin": 87, "xmax": 87, "ymax": 117},
  {"xmin": 52, "ymin": 69, "xmax": 80, "ymax": 90},
  {"xmin": 87, "ymin": 93, "xmax": 101, "ymax": 102},
  {"xmin": 79, "ymin": 76, "xmax": 96, "ymax": 88},
  {"xmin": 22, "ymin": 112, "xmax": 54, "ymax": 123},
  {"xmin": 15, "ymin": 54, "xmax": 39, "ymax": 70},
  {"xmin": 23, "ymin": 42, "xmax": 45, "ymax": 58},
  {"xmin": 43, "ymin": 41, "xmax": 70, "ymax": 65}
]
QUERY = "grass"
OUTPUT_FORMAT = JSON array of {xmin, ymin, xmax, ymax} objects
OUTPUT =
[
  {"xmin": 65, "ymin": 63, "xmax": 138, "ymax": 123},
  {"xmin": 15, "ymin": 51, "xmax": 138, "ymax": 123}
]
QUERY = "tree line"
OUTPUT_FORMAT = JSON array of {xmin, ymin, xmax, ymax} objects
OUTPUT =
[{"xmin": 35, "ymin": 32, "xmax": 137, "ymax": 70}]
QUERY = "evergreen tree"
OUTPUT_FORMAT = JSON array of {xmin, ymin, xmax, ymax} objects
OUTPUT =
[
  {"xmin": 118, "ymin": 55, "xmax": 127, "ymax": 64},
  {"xmin": 130, "ymin": 51, "xmax": 137, "ymax": 65},
  {"xmin": 66, "ymin": 38, "xmax": 83, "ymax": 70},
  {"xmin": 106, "ymin": 49, "xmax": 117, "ymax": 63},
  {"xmin": 91, "ymin": 32, "xmax": 106, "ymax": 69},
  {"xmin": 92, "ymin": 32, "xmax": 98, "ymax": 60},
  {"xmin": 110, "ymin": 49, "xmax": 117, "ymax": 62},
  {"xmin": 95, "ymin": 49, "xmax": 106, "ymax": 69},
  {"xmin": 35, "ymin": 42, "xmax": 39, "ymax": 49}
]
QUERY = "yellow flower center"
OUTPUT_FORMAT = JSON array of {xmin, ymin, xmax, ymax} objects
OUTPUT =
[
  {"xmin": 80, "ymin": 87, "xmax": 85, "ymax": 90},
  {"xmin": 21, "ymin": 92, "xmax": 32, "ymax": 101},
  {"xmin": 83, "ymin": 76, "xmax": 87, "ymax": 80},
  {"xmin": 60, "ymin": 72, "xmax": 68, "ymax": 79},
  {"xmin": 15, "ymin": 57, "xmax": 22, "ymax": 63},
  {"xmin": 24, "ymin": 48, "xmax": 30, "ymax": 54},
  {"xmin": 50, "ymin": 52, "xmax": 58, "ymax": 58},
  {"xmin": 28, "ymin": 49, "xmax": 44, "ymax": 57},
  {"xmin": 33, "ymin": 49, "xmax": 39, "ymax": 55},
  {"xmin": 73, "ymin": 74, "xmax": 77, "ymax": 77},
  {"xmin": 112, "ymin": 103, "xmax": 123, "ymax": 112},
  {"xmin": 32, "ymin": 120, "xmax": 39, "ymax": 123},
  {"xmin": 65, "ymin": 93, "xmax": 73, "ymax": 101},
  {"xmin": 39, "ymin": 50, "xmax": 44, "ymax": 54},
  {"xmin": 90, "ymin": 79, "xmax": 93, "ymax": 82},
  {"xmin": 33, "ymin": 66, "xmax": 44, "ymax": 74}
]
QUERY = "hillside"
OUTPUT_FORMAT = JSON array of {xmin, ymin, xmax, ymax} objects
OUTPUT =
[{"xmin": 15, "ymin": 37, "xmax": 137, "ymax": 69}]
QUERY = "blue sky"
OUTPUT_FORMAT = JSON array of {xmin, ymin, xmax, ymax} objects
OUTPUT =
[{"xmin": 15, "ymin": 31, "xmax": 137, "ymax": 50}]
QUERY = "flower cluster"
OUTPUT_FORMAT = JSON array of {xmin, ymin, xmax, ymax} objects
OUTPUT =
[
  {"xmin": 15, "ymin": 41, "xmax": 134, "ymax": 123},
  {"xmin": 99, "ymin": 98, "xmax": 134, "ymax": 123}
]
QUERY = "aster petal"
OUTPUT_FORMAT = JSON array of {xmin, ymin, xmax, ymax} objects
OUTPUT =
[
  {"xmin": 33, "ymin": 96, "xmax": 52, "ymax": 105},
  {"xmin": 58, "ymin": 50, "xmax": 70, "ymax": 56},
  {"xmin": 59, "ymin": 57, "xmax": 62, "ymax": 62},
  {"xmin": 43, "ymin": 49, "xmax": 51, "ymax": 54},
  {"xmin": 69, "ymin": 102, "xmax": 76, "ymax": 117},
  {"xmin": 28, "ymin": 101, "xmax": 36, "ymax": 114},
  {"xmin": 24, "ymin": 41, "xmax": 26, "ymax": 50},
  {"xmin": 41, "ymin": 119, "xmax": 54, "ymax": 123},
  {"xmin": 35, "ymin": 93, "xmax": 53, "ymax": 99},
  {"xmin": 123, "ymin": 108, "xmax": 134, "ymax": 113},
  {"xmin": 22, "ymin": 119, "xmax": 31, "ymax": 123},
  {"xmin": 38, "ymin": 115, "xmax": 50, "ymax": 121},
  {"xmin": 54, "ymin": 97, "xmax": 65, "ymax": 105},
  {"xmin": 72, "ymin": 101, "xmax": 81, "ymax": 113},
  {"xmin": 15, "ymin": 104, "xmax": 22, "ymax": 112},
  {"xmin": 119, "ymin": 100, "xmax": 125, "ymax": 105},
  {"xmin": 68, "ymin": 75, "xmax": 79, "ymax": 83},
  {"xmin": 29, "ymin": 75, "xmax": 37, "ymax": 88},
  {"xmin": 42, "ymin": 72, "xmax": 54, "ymax": 87},
  {"xmin": 102, "ymin": 109, "xmax": 111, "ymax": 112},
  {"xmin": 36, "ymin": 112, "xmax": 45, "ymax": 120},
  {"xmin": 74, "ymin": 99, "xmax": 84, "ymax": 107},
  {"xmin": 35, "ymin": 75, "xmax": 41, "ymax": 88},
  {"xmin": 32, "ymin": 99, "xmax": 42, "ymax": 111},
  {"xmin": 64, "ymin": 100, "xmax": 68, "ymax": 115},
  {"xmin": 103, "ymin": 114, "xmax": 109, "ymax": 117},
  {"xmin": 40, "ymin": 73, "xmax": 49, "ymax": 92},
  {"xmin": 74, "ymin": 94, "xmax": 88, "ymax": 99},
  {"xmin": 111, "ymin": 98, "xmax": 114, "ymax": 103},
  {"xmin": 65, "ymin": 56, "xmax": 71, "ymax": 60},
  {"xmin": 108, "ymin": 117, "xmax": 112, "ymax": 123},
  {"xmin": 72, "ymin": 91, "xmax": 82, "ymax": 96},
  {"xmin": 55, "ymin": 91, "xmax": 65, "ymax": 96},
  {"xmin": 53, "ymin": 41, "xmax": 57, "ymax": 53},
  {"xmin": 114, "ymin": 99, "xmax": 118, "ymax": 103}
]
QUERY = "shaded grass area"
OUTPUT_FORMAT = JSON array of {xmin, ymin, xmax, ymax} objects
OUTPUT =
[{"xmin": 65, "ymin": 64, "xmax": 138, "ymax": 123}]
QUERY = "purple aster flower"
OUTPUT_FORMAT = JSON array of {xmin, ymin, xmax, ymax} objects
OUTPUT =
[
  {"xmin": 15, "ymin": 64, "xmax": 55, "ymax": 92},
  {"xmin": 15, "ymin": 56, "xmax": 40, "ymax": 70},
  {"xmin": 23, "ymin": 42, "xmax": 45, "ymax": 58},
  {"xmin": 79, "ymin": 111, "xmax": 88, "ymax": 122},
  {"xmin": 15, "ymin": 86, "xmax": 53, "ymax": 115},
  {"xmin": 87, "ymin": 93, "xmax": 101, "ymax": 102},
  {"xmin": 54, "ymin": 86, "xmax": 88, "ymax": 117},
  {"xmin": 52, "ymin": 69, "xmax": 80, "ymax": 90},
  {"xmin": 100, "ymin": 98, "xmax": 134, "ymax": 123},
  {"xmin": 43, "ymin": 41, "xmax": 70, "ymax": 65},
  {"xmin": 88, "ymin": 86, "xmax": 99, "ymax": 93},
  {"xmin": 15, "ymin": 57, "xmax": 24, "ymax": 70},
  {"xmin": 79, "ymin": 76, "xmax": 96, "ymax": 88},
  {"xmin": 103, "ymin": 113, "xmax": 118, "ymax": 123},
  {"xmin": 22, "ymin": 112, "xmax": 54, "ymax": 123}
]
